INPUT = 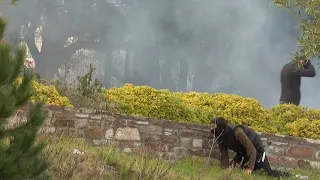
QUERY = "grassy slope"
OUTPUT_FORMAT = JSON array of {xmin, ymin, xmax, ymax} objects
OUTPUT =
[{"xmin": 42, "ymin": 136, "xmax": 320, "ymax": 180}]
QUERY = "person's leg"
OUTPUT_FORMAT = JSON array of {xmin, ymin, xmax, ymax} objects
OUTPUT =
[
  {"xmin": 255, "ymin": 156, "xmax": 291, "ymax": 177},
  {"xmin": 230, "ymin": 153, "xmax": 244, "ymax": 168}
]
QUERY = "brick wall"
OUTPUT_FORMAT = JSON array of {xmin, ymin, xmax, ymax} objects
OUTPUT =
[{"xmin": 8, "ymin": 105, "xmax": 320, "ymax": 170}]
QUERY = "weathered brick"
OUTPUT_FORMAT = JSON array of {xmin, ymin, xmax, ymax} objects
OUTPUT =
[
  {"xmin": 105, "ymin": 128, "xmax": 114, "ymax": 139},
  {"xmin": 287, "ymin": 146, "xmax": 314, "ymax": 159},
  {"xmin": 193, "ymin": 139, "xmax": 203, "ymax": 148},
  {"xmin": 267, "ymin": 144, "xmax": 286, "ymax": 155},
  {"xmin": 135, "ymin": 121, "xmax": 149, "ymax": 125},
  {"xmin": 203, "ymin": 149, "xmax": 221, "ymax": 159},
  {"xmin": 201, "ymin": 131, "xmax": 212, "ymax": 139},
  {"xmin": 54, "ymin": 119, "xmax": 75, "ymax": 127},
  {"xmin": 188, "ymin": 149, "xmax": 205, "ymax": 157},
  {"xmin": 45, "ymin": 105, "xmax": 64, "ymax": 112},
  {"xmin": 173, "ymin": 147, "xmax": 187, "ymax": 157},
  {"xmin": 115, "ymin": 127, "xmax": 141, "ymax": 141},
  {"xmin": 297, "ymin": 159, "xmax": 311, "ymax": 169},
  {"xmin": 142, "ymin": 134, "xmax": 161, "ymax": 142},
  {"xmin": 316, "ymin": 151, "xmax": 320, "ymax": 160},
  {"xmin": 134, "ymin": 142, "xmax": 141, "ymax": 147},
  {"xmin": 93, "ymin": 110, "xmax": 109, "ymax": 115},
  {"xmin": 78, "ymin": 108, "xmax": 94, "ymax": 114},
  {"xmin": 146, "ymin": 143, "xmax": 172, "ymax": 152},
  {"xmin": 180, "ymin": 131, "xmax": 194, "ymax": 138},
  {"xmin": 102, "ymin": 115, "xmax": 117, "ymax": 121},
  {"xmin": 202, "ymin": 139, "xmax": 213, "ymax": 149},
  {"xmin": 90, "ymin": 115, "xmax": 102, "ymax": 120},
  {"xmin": 306, "ymin": 139, "xmax": 320, "ymax": 145},
  {"xmin": 164, "ymin": 128, "xmax": 177, "ymax": 136},
  {"xmin": 310, "ymin": 161, "xmax": 320, "ymax": 169},
  {"xmin": 138, "ymin": 125, "xmax": 162, "ymax": 135},
  {"xmin": 75, "ymin": 119, "xmax": 88, "ymax": 129},
  {"xmin": 88, "ymin": 120, "xmax": 101, "ymax": 127},
  {"xmin": 163, "ymin": 137, "xmax": 177, "ymax": 143},
  {"xmin": 180, "ymin": 137, "xmax": 193, "ymax": 148},
  {"xmin": 267, "ymin": 155, "xmax": 297, "ymax": 168},
  {"xmin": 85, "ymin": 126, "xmax": 104, "ymax": 139},
  {"xmin": 75, "ymin": 113, "xmax": 89, "ymax": 118}
]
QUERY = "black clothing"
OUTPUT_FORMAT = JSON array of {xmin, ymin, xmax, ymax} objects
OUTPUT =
[
  {"xmin": 280, "ymin": 62, "xmax": 315, "ymax": 105},
  {"xmin": 214, "ymin": 124, "xmax": 292, "ymax": 178},
  {"xmin": 234, "ymin": 153, "xmax": 291, "ymax": 178},
  {"xmin": 215, "ymin": 124, "xmax": 263, "ymax": 170}
]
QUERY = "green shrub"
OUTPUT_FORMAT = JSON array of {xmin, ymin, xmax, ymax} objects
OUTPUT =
[
  {"xmin": 105, "ymin": 84, "xmax": 275, "ymax": 133},
  {"xmin": 17, "ymin": 77, "xmax": 73, "ymax": 107},
  {"xmin": 285, "ymin": 118, "xmax": 320, "ymax": 139},
  {"xmin": 269, "ymin": 104, "xmax": 306, "ymax": 134},
  {"xmin": 174, "ymin": 92, "xmax": 275, "ymax": 133},
  {"xmin": 104, "ymin": 83, "xmax": 320, "ymax": 139},
  {"xmin": 105, "ymin": 84, "xmax": 198, "ymax": 123}
]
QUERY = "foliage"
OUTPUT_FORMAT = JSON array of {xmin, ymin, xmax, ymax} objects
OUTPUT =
[
  {"xmin": 285, "ymin": 118, "xmax": 320, "ymax": 139},
  {"xmin": 105, "ymin": 84, "xmax": 198, "ymax": 123},
  {"xmin": 105, "ymin": 84, "xmax": 275, "ymax": 133},
  {"xmin": 174, "ymin": 92, "xmax": 274, "ymax": 133},
  {"xmin": 271, "ymin": 104, "xmax": 320, "ymax": 139},
  {"xmin": 17, "ymin": 77, "xmax": 73, "ymax": 107},
  {"xmin": 105, "ymin": 83, "xmax": 320, "ymax": 139},
  {"xmin": 273, "ymin": 0, "xmax": 320, "ymax": 64},
  {"xmin": 42, "ymin": 136, "xmax": 180, "ymax": 180},
  {"xmin": 43, "ymin": 136, "xmax": 320, "ymax": 180},
  {"xmin": 49, "ymin": 64, "xmax": 107, "ymax": 109},
  {"xmin": 0, "ymin": 15, "xmax": 48, "ymax": 179},
  {"xmin": 76, "ymin": 64, "xmax": 103, "ymax": 98}
]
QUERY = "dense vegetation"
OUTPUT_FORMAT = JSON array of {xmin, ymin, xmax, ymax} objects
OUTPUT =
[
  {"xmin": 26, "ymin": 69, "xmax": 320, "ymax": 140},
  {"xmin": 105, "ymin": 84, "xmax": 320, "ymax": 139},
  {"xmin": 274, "ymin": 0, "xmax": 320, "ymax": 64},
  {"xmin": 43, "ymin": 136, "xmax": 320, "ymax": 180},
  {"xmin": 0, "ymin": 10, "xmax": 48, "ymax": 179}
]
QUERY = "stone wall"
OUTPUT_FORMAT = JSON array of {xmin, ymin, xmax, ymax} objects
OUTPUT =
[{"xmin": 8, "ymin": 105, "xmax": 320, "ymax": 170}]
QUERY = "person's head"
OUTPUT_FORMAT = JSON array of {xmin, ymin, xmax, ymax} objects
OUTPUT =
[{"xmin": 211, "ymin": 117, "xmax": 228, "ymax": 137}]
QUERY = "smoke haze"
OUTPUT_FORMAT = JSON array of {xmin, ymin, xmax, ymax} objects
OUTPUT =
[{"xmin": 1, "ymin": 0, "xmax": 319, "ymax": 108}]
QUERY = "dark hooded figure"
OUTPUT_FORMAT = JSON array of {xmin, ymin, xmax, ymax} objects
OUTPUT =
[
  {"xmin": 210, "ymin": 117, "xmax": 308, "ymax": 179},
  {"xmin": 280, "ymin": 57, "xmax": 316, "ymax": 105}
]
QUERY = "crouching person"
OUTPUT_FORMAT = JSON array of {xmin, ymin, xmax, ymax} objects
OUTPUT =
[{"xmin": 210, "ymin": 117, "xmax": 308, "ymax": 179}]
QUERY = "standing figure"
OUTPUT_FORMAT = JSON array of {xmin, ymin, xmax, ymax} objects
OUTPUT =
[{"xmin": 280, "ymin": 57, "xmax": 316, "ymax": 105}]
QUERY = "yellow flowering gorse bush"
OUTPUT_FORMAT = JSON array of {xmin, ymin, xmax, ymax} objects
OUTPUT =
[
  {"xmin": 105, "ymin": 83, "xmax": 320, "ymax": 139},
  {"xmin": 17, "ymin": 77, "xmax": 73, "ymax": 107},
  {"xmin": 105, "ymin": 84, "xmax": 197, "ymax": 122},
  {"xmin": 14, "ymin": 78, "xmax": 320, "ymax": 139}
]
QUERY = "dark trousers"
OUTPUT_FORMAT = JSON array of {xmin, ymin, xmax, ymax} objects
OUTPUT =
[{"xmin": 231, "ymin": 153, "xmax": 291, "ymax": 178}]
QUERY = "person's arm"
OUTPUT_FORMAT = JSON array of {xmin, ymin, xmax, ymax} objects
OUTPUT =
[
  {"xmin": 218, "ymin": 142, "xmax": 229, "ymax": 169},
  {"xmin": 234, "ymin": 127, "xmax": 257, "ymax": 171},
  {"xmin": 293, "ymin": 63, "xmax": 316, "ymax": 77}
]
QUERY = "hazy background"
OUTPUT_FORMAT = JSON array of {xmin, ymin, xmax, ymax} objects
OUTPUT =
[{"xmin": 1, "ymin": 0, "xmax": 319, "ymax": 108}]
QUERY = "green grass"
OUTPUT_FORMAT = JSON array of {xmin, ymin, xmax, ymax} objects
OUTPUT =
[{"xmin": 41, "ymin": 136, "xmax": 320, "ymax": 180}]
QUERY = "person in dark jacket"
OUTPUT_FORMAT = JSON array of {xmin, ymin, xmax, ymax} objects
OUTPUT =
[
  {"xmin": 210, "ymin": 117, "xmax": 308, "ymax": 179},
  {"xmin": 280, "ymin": 57, "xmax": 316, "ymax": 105}
]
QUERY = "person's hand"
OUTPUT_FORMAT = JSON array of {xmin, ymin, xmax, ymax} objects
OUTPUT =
[{"xmin": 246, "ymin": 169, "xmax": 253, "ymax": 175}]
